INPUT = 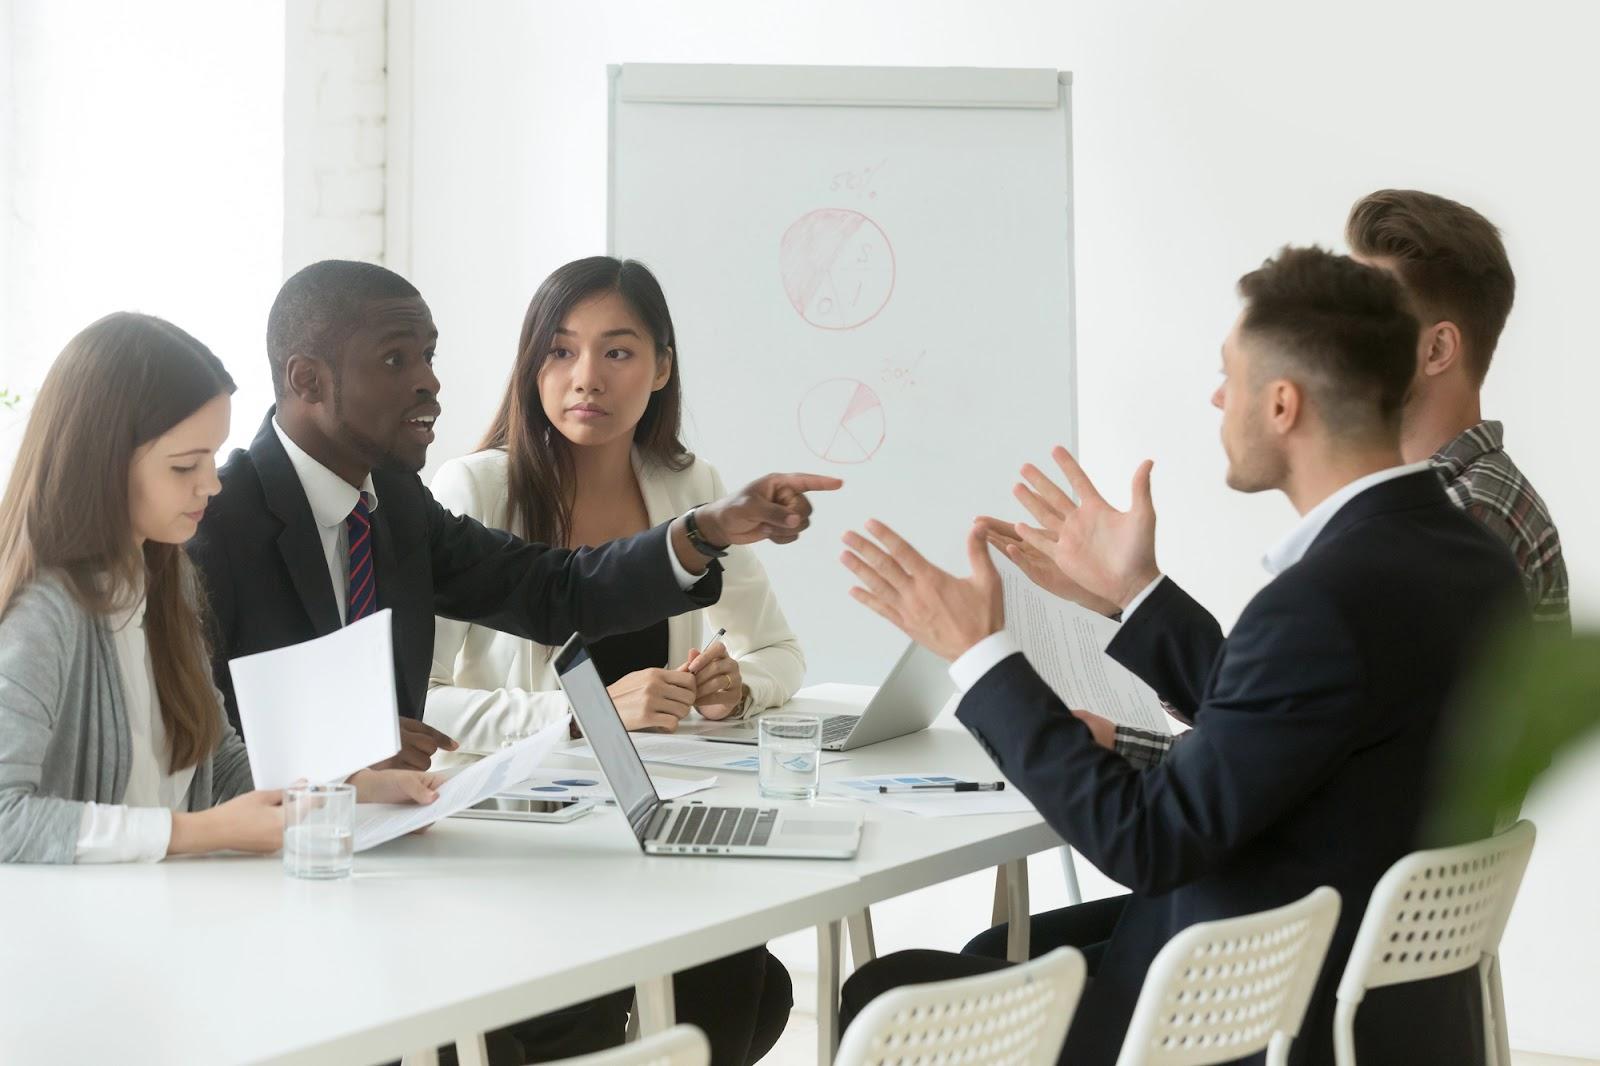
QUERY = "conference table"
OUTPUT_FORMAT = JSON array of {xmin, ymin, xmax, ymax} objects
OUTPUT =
[{"xmin": 0, "ymin": 700, "xmax": 1070, "ymax": 1066}]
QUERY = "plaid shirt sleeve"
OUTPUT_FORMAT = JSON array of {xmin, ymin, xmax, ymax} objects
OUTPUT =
[{"xmin": 1113, "ymin": 725, "xmax": 1177, "ymax": 769}]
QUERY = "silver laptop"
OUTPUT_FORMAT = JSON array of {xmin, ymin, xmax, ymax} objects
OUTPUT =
[
  {"xmin": 555, "ymin": 635, "xmax": 863, "ymax": 859},
  {"xmin": 686, "ymin": 640, "xmax": 953, "ymax": 751}
]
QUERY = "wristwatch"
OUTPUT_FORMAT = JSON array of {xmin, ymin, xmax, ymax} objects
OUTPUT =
[{"xmin": 683, "ymin": 505, "xmax": 730, "ymax": 559}]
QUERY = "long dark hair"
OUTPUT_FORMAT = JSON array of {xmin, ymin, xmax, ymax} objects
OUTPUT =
[
  {"xmin": 478, "ymin": 257, "xmax": 691, "ymax": 548},
  {"xmin": 0, "ymin": 313, "xmax": 236, "ymax": 772}
]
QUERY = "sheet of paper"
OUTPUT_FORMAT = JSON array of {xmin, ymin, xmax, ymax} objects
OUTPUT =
[
  {"xmin": 566, "ymin": 734, "xmax": 845, "ymax": 773},
  {"xmin": 228, "ymin": 609, "xmax": 401, "ymax": 789},
  {"xmin": 352, "ymin": 716, "xmax": 570, "ymax": 851},
  {"xmin": 508, "ymin": 768, "xmax": 717, "ymax": 804},
  {"xmin": 823, "ymin": 772, "xmax": 1038, "ymax": 818},
  {"xmin": 995, "ymin": 551, "xmax": 1173, "ymax": 734}
]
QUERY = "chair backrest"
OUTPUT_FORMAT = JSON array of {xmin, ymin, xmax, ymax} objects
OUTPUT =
[
  {"xmin": 1338, "ymin": 820, "xmax": 1536, "ymax": 1000},
  {"xmin": 835, "ymin": 947, "xmax": 1087, "ymax": 1066},
  {"xmin": 1115, "ymin": 887, "xmax": 1342, "ymax": 1066},
  {"xmin": 556, "ymin": 1024, "xmax": 709, "ymax": 1066}
]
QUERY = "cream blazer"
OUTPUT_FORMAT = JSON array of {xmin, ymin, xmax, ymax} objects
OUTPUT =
[{"xmin": 426, "ymin": 448, "xmax": 805, "ymax": 761}]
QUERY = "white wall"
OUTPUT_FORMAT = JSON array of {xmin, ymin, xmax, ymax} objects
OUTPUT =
[
  {"xmin": 282, "ymin": 0, "xmax": 389, "ymax": 275},
  {"xmin": 1, "ymin": 0, "xmax": 284, "ymax": 456},
  {"xmin": 399, "ymin": 1, "xmax": 1599, "ymax": 1054}
]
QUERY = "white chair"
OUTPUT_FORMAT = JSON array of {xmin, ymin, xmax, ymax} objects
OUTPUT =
[
  {"xmin": 1333, "ymin": 820, "xmax": 1536, "ymax": 1066},
  {"xmin": 1115, "ymin": 886, "xmax": 1342, "ymax": 1066},
  {"xmin": 551, "ymin": 1024, "xmax": 709, "ymax": 1066},
  {"xmin": 835, "ymin": 947, "xmax": 1087, "ymax": 1066}
]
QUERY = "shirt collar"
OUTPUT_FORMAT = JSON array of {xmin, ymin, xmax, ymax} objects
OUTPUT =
[
  {"xmin": 1262, "ymin": 462, "xmax": 1432, "ymax": 575},
  {"xmin": 1429, "ymin": 420, "xmax": 1503, "ymax": 478},
  {"xmin": 271, "ymin": 418, "xmax": 380, "ymax": 529}
]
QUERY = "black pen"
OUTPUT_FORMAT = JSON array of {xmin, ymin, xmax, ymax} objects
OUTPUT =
[{"xmin": 877, "ymin": 781, "xmax": 1006, "ymax": 794}]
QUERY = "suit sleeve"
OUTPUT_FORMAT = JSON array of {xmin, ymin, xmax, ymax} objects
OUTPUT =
[
  {"xmin": 186, "ymin": 518, "xmax": 243, "ymax": 732},
  {"xmin": 956, "ymin": 580, "xmax": 1366, "ymax": 894},
  {"xmin": 424, "ymin": 484, "xmax": 722, "ymax": 646},
  {"xmin": 1104, "ymin": 577, "xmax": 1225, "ymax": 722}
]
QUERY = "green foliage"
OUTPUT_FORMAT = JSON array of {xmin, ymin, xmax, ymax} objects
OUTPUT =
[{"xmin": 1430, "ymin": 628, "xmax": 1600, "ymax": 840}]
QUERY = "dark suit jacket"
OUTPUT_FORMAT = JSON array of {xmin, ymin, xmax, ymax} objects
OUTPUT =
[
  {"xmin": 189, "ymin": 413, "xmax": 721, "ymax": 731},
  {"xmin": 955, "ymin": 471, "xmax": 1524, "ymax": 1066}
]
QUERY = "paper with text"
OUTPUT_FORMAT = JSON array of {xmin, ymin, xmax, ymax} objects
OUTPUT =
[
  {"xmin": 352, "ymin": 716, "xmax": 570, "ymax": 851},
  {"xmin": 228, "ymin": 609, "xmax": 401, "ymax": 789},
  {"xmin": 996, "ymin": 552, "xmax": 1172, "ymax": 734},
  {"xmin": 511, "ymin": 768, "xmax": 717, "ymax": 804}
]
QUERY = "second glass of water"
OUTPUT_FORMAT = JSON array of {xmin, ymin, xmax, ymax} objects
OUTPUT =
[
  {"xmin": 758, "ymin": 714, "xmax": 822, "ymax": 801},
  {"xmin": 283, "ymin": 782, "xmax": 355, "ymax": 880}
]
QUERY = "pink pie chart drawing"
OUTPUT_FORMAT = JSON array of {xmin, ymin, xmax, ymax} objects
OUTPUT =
[
  {"xmin": 798, "ymin": 378, "xmax": 886, "ymax": 465},
  {"xmin": 779, "ymin": 208, "xmax": 896, "ymax": 330}
]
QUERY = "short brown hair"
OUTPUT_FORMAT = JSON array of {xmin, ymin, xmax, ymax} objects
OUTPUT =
[
  {"xmin": 1345, "ymin": 189, "xmax": 1514, "ymax": 384},
  {"xmin": 1238, "ymin": 246, "xmax": 1418, "ymax": 440}
]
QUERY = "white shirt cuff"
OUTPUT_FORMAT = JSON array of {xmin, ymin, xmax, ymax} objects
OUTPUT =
[
  {"xmin": 75, "ymin": 803, "xmax": 174, "ymax": 863},
  {"xmin": 665, "ymin": 529, "xmax": 706, "ymax": 591},
  {"xmin": 1121, "ymin": 575, "xmax": 1166, "ymax": 621},
  {"xmin": 949, "ymin": 631, "xmax": 1023, "ymax": 693}
]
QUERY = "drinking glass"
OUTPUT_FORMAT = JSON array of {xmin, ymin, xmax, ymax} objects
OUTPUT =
[
  {"xmin": 283, "ymin": 782, "xmax": 355, "ymax": 879},
  {"xmin": 758, "ymin": 715, "xmax": 822, "ymax": 801}
]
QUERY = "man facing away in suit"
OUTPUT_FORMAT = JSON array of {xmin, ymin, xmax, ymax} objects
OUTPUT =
[{"xmin": 837, "ymin": 246, "xmax": 1524, "ymax": 1066}]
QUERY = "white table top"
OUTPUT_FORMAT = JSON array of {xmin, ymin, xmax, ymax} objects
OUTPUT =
[{"xmin": 0, "ymin": 714, "xmax": 1062, "ymax": 1066}]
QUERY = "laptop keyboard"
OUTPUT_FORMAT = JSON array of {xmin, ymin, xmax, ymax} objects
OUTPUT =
[
  {"xmin": 648, "ymin": 805, "xmax": 779, "ymax": 848},
  {"xmin": 820, "ymin": 714, "xmax": 856, "ymax": 746}
]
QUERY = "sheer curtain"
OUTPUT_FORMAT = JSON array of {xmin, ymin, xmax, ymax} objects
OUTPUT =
[{"xmin": 1, "ymin": 1, "xmax": 284, "ymax": 467}]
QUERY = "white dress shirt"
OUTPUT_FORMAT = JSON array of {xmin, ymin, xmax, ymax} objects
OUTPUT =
[
  {"xmin": 74, "ymin": 596, "xmax": 197, "ymax": 862},
  {"xmin": 272, "ymin": 419, "xmax": 381, "ymax": 625},
  {"xmin": 948, "ymin": 463, "xmax": 1433, "ymax": 694}
]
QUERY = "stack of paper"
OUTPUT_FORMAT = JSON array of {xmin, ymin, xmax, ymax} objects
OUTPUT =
[
  {"xmin": 567, "ymin": 734, "xmax": 846, "ymax": 773},
  {"xmin": 352, "ymin": 716, "xmax": 572, "ymax": 851},
  {"xmin": 228, "ymin": 610, "xmax": 402, "ymax": 789},
  {"xmin": 995, "ymin": 552, "xmax": 1173, "ymax": 734},
  {"xmin": 824, "ymin": 772, "xmax": 1037, "ymax": 818}
]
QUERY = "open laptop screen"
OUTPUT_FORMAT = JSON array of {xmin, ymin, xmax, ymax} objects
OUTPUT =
[{"xmin": 554, "ymin": 635, "xmax": 661, "ymax": 844}]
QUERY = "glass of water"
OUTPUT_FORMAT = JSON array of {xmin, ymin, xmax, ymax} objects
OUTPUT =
[
  {"xmin": 758, "ymin": 715, "xmax": 822, "ymax": 801},
  {"xmin": 283, "ymin": 782, "xmax": 355, "ymax": 880}
]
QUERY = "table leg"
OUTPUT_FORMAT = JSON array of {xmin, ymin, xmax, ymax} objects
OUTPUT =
[
  {"xmin": 454, "ymin": 1034, "xmax": 489, "ymax": 1066},
  {"xmin": 991, "ymin": 863, "xmax": 1008, "ymax": 926},
  {"xmin": 634, "ymin": 975, "xmax": 676, "ymax": 1036},
  {"xmin": 817, "ymin": 919, "xmax": 843, "ymax": 1065},
  {"xmin": 1058, "ymin": 846, "xmax": 1083, "ymax": 905},
  {"xmin": 846, "ymin": 908, "xmax": 877, "ymax": 968},
  {"xmin": 1004, "ymin": 857, "xmax": 1030, "ymax": 962},
  {"xmin": 400, "ymin": 1050, "xmax": 439, "ymax": 1066}
]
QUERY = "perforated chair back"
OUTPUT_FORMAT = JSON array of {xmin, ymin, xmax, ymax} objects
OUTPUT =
[
  {"xmin": 1337, "ymin": 820, "xmax": 1534, "ymax": 994},
  {"xmin": 556, "ymin": 1024, "xmax": 709, "ymax": 1066},
  {"xmin": 835, "ymin": 947, "xmax": 1086, "ymax": 1066},
  {"xmin": 1115, "ymin": 887, "xmax": 1341, "ymax": 1066},
  {"xmin": 1333, "ymin": 821, "xmax": 1536, "ymax": 1066}
]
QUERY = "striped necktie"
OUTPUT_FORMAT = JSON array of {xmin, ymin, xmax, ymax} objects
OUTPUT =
[{"xmin": 345, "ymin": 494, "xmax": 377, "ymax": 623}]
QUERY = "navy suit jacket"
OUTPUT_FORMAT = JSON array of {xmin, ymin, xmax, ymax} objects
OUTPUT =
[
  {"xmin": 956, "ymin": 471, "xmax": 1523, "ymax": 1066},
  {"xmin": 189, "ymin": 412, "xmax": 721, "ymax": 731}
]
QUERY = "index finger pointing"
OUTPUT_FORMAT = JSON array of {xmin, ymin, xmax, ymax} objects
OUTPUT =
[{"xmin": 776, "ymin": 473, "xmax": 844, "ymax": 493}]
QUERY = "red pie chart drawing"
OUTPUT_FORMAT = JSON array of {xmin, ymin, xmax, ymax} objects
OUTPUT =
[
  {"xmin": 779, "ymin": 208, "xmax": 896, "ymax": 330},
  {"xmin": 798, "ymin": 378, "xmax": 886, "ymax": 464}
]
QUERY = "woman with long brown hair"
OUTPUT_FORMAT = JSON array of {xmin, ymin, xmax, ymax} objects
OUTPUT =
[
  {"xmin": 0, "ymin": 312, "xmax": 438, "ymax": 863},
  {"xmin": 426, "ymin": 258, "xmax": 801, "ymax": 1065}
]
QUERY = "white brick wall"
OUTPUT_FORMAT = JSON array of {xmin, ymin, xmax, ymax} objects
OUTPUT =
[{"xmin": 283, "ymin": 0, "xmax": 388, "ymax": 273}]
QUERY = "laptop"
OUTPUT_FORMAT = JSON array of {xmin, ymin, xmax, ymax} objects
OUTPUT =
[
  {"xmin": 555, "ymin": 634, "xmax": 863, "ymax": 859},
  {"xmin": 685, "ymin": 640, "xmax": 953, "ymax": 751}
]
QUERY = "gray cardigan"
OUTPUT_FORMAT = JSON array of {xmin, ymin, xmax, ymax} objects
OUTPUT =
[{"xmin": 0, "ymin": 572, "xmax": 254, "ymax": 863}]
